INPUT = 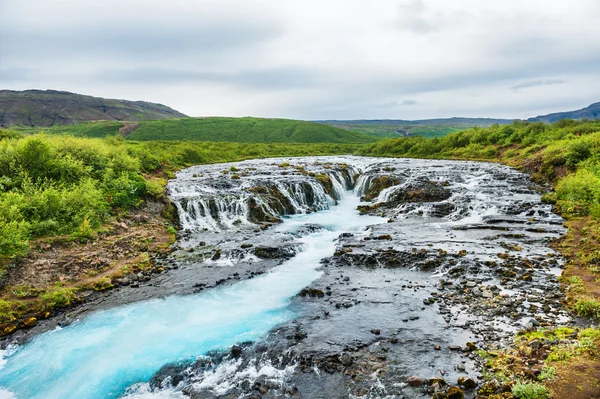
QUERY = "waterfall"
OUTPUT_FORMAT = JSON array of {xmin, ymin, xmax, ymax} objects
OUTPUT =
[{"xmin": 167, "ymin": 161, "xmax": 362, "ymax": 232}]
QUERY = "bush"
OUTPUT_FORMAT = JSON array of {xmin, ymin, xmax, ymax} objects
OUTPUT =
[
  {"xmin": 512, "ymin": 381, "xmax": 550, "ymax": 399},
  {"xmin": 39, "ymin": 286, "xmax": 77, "ymax": 309},
  {"xmin": 0, "ymin": 219, "xmax": 30, "ymax": 258},
  {"xmin": 555, "ymin": 169, "xmax": 600, "ymax": 216},
  {"xmin": 573, "ymin": 296, "xmax": 600, "ymax": 319}
]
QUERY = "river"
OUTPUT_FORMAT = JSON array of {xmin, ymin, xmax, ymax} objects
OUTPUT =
[{"xmin": 0, "ymin": 156, "xmax": 569, "ymax": 399}]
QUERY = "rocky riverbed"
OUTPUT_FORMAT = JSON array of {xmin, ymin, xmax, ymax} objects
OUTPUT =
[{"xmin": 0, "ymin": 156, "xmax": 570, "ymax": 399}]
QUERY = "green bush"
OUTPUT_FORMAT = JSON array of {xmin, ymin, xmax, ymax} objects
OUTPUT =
[
  {"xmin": 555, "ymin": 169, "xmax": 600, "ymax": 216},
  {"xmin": 512, "ymin": 381, "xmax": 550, "ymax": 399},
  {"xmin": 39, "ymin": 287, "xmax": 77, "ymax": 309},
  {"xmin": 573, "ymin": 296, "xmax": 600, "ymax": 319},
  {"xmin": 0, "ymin": 219, "xmax": 30, "ymax": 258}
]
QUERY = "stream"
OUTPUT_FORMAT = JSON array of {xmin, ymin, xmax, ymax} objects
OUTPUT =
[{"xmin": 0, "ymin": 156, "xmax": 570, "ymax": 399}]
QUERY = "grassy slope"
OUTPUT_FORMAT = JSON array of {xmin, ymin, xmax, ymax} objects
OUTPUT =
[
  {"xmin": 124, "ymin": 117, "xmax": 376, "ymax": 143},
  {"xmin": 19, "ymin": 117, "xmax": 377, "ymax": 144},
  {"xmin": 319, "ymin": 118, "xmax": 512, "ymax": 139},
  {"xmin": 330, "ymin": 123, "xmax": 464, "ymax": 138},
  {"xmin": 357, "ymin": 119, "xmax": 600, "ymax": 398}
]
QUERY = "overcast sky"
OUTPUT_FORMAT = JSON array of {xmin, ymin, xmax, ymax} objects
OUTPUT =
[{"xmin": 1, "ymin": 0, "xmax": 599, "ymax": 120}]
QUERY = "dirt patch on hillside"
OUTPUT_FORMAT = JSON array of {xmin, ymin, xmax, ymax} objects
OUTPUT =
[{"xmin": 3, "ymin": 201, "xmax": 174, "ymax": 295}]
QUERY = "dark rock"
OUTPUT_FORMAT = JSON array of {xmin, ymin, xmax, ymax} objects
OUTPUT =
[
  {"xmin": 457, "ymin": 376, "xmax": 476, "ymax": 389},
  {"xmin": 407, "ymin": 375, "xmax": 425, "ymax": 387}
]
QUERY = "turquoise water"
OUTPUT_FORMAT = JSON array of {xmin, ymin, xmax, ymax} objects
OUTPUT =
[{"xmin": 0, "ymin": 193, "xmax": 378, "ymax": 399}]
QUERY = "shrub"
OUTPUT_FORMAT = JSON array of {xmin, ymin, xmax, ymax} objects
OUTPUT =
[
  {"xmin": 39, "ymin": 287, "xmax": 77, "ymax": 309},
  {"xmin": 0, "ymin": 219, "xmax": 30, "ymax": 258},
  {"xmin": 512, "ymin": 381, "xmax": 550, "ymax": 399},
  {"xmin": 573, "ymin": 296, "xmax": 600, "ymax": 319}
]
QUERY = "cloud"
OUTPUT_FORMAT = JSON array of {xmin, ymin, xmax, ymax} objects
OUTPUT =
[
  {"xmin": 510, "ymin": 79, "xmax": 567, "ymax": 91},
  {"xmin": 0, "ymin": 0, "xmax": 599, "ymax": 120}
]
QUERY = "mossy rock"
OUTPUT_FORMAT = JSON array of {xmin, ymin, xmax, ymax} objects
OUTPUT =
[{"xmin": 447, "ymin": 386, "xmax": 465, "ymax": 399}]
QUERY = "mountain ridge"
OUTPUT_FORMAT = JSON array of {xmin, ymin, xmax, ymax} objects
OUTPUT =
[{"xmin": 0, "ymin": 89, "xmax": 187, "ymax": 127}]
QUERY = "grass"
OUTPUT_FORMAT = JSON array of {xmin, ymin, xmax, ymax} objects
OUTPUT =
[
  {"xmin": 22, "ymin": 117, "xmax": 377, "ymax": 144},
  {"xmin": 325, "ymin": 123, "xmax": 465, "ymax": 138}
]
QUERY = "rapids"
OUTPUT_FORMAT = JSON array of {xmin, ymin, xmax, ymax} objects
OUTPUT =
[{"xmin": 0, "ymin": 156, "xmax": 568, "ymax": 399}]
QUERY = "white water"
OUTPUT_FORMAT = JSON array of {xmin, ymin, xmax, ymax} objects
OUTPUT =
[{"xmin": 0, "ymin": 192, "xmax": 382, "ymax": 399}]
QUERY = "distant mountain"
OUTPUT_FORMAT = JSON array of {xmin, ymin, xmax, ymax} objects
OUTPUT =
[
  {"xmin": 529, "ymin": 102, "xmax": 600, "ymax": 123},
  {"xmin": 0, "ymin": 90, "xmax": 187, "ymax": 127},
  {"xmin": 316, "ymin": 118, "xmax": 512, "ymax": 139}
]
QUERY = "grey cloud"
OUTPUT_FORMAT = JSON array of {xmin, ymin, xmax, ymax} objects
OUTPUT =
[
  {"xmin": 396, "ymin": 0, "xmax": 437, "ymax": 33},
  {"xmin": 2, "ymin": 20, "xmax": 284, "ymax": 62},
  {"xmin": 510, "ymin": 79, "xmax": 566, "ymax": 91},
  {"xmin": 0, "ymin": 68, "xmax": 36, "ymax": 82},
  {"xmin": 92, "ymin": 67, "xmax": 323, "ymax": 89}
]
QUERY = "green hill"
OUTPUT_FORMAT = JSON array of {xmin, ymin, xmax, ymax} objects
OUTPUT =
[
  {"xmin": 0, "ymin": 90, "xmax": 186, "ymax": 128},
  {"xmin": 317, "ymin": 118, "xmax": 512, "ymax": 139},
  {"xmin": 31, "ymin": 117, "xmax": 376, "ymax": 144}
]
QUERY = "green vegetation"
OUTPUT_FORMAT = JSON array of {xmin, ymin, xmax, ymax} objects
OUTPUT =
[
  {"xmin": 512, "ymin": 381, "xmax": 550, "ymax": 399},
  {"xmin": 325, "ymin": 123, "xmax": 464, "ymax": 138},
  {"xmin": 15, "ymin": 121, "xmax": 124, "ymax": 138},
  {"xmin": 320, "ymin": 118, "xmax": 511, "ymax": 139},
  {"xmin": 20, "ymin": 117, "xmax": 376, "ymax": 144},
  {"xmin": 124, "ymin": 117, "xmax": 375, "ymax": 143},
  {"xmin": 0, "ymin": 130, "xmax": 364, "ymax": 262}
]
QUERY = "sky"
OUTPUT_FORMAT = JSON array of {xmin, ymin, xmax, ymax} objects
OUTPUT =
[{"xmin": 1, "ymin": 0, "xmax": 599, "ymax": 120}]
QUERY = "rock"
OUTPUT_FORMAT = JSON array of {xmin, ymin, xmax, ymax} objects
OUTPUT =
[
  {"xmin": 457, "ymin": 376, "xmax": 476, "ymax": 389},
  {"xmin": 456, "ymin": 363, "xmax": 465, "ymax": 372},
  {"xmin": 529, "ymin": 340, "xmax": 542, "ymax": 350},
  {"xmin": 230, "ymin": 345, "xmax": 243, "ymax": 358},
  {"xmin": 22, "ymin": 317, "xmax": 37, "ymax": 328},
  {"xmin": 525, "ymin": 318, "xmax": 541, "ymax": 330},
  {"xmin": 340, "ymin": 353, "xmax": 353, "ymax": 366},
  {"xmin": 370, "ymin": 329, "xmax": 381, "ymax": 335},
  {"xmin": 428, "ymin": 378, "xmax": 447, "ymax": 386},
  {"xmin": 407, "ymin": 375, "xmax": 425, "ymax": 387},
  {"xmin": 447, "ymin": 386, "xmax": 465, "ymax": 399},
  {"xmin": 434, "ymin": 344, "xmax": 441, "ymax": 350}
]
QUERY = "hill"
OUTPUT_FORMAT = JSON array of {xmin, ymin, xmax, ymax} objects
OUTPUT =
[
  {"xmin": 317, "ymin": 117, "xmax": 512, "ymax": 138},
  {"xmin": 0, "ymin": 90, "xmax": 187, "ymax": 127},
  {"xmin": 28, "ymin": 117, "xmax": 376, "ymax": 144},
  {"xmin": 529, "ymin": 102, "xmax": 600, "ymax": 123}
]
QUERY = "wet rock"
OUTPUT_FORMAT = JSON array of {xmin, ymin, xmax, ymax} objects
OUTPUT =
[
  {"xmin": 230, "ymin": 345, "xmax": 243, "ymax": 358},
  {"xmin": 407, "ymin": 375, "xmax": 425, "ymax": 387},
  {"xmin": 299, "ymin": 288, "xmax": 325, "ymax": 298},
  {"xmin": 253, "ymin": 246, "xmax": 293, "ymax": 259},
  {"xmin": 340, "ymin": 353, "xmax": 353, "ymax": 366},
  {"xmin": 457, "ymin": 376, "xmax": 476, "ymax": 389},
  {"xmin": 447, "ymin": 386, "xmax": 465, "ymax": 399}
]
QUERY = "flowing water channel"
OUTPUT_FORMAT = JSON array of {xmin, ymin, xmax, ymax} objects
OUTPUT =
[{"xmin": 0, "ymin": 156, "xmax": 568, "ymax": 399}]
